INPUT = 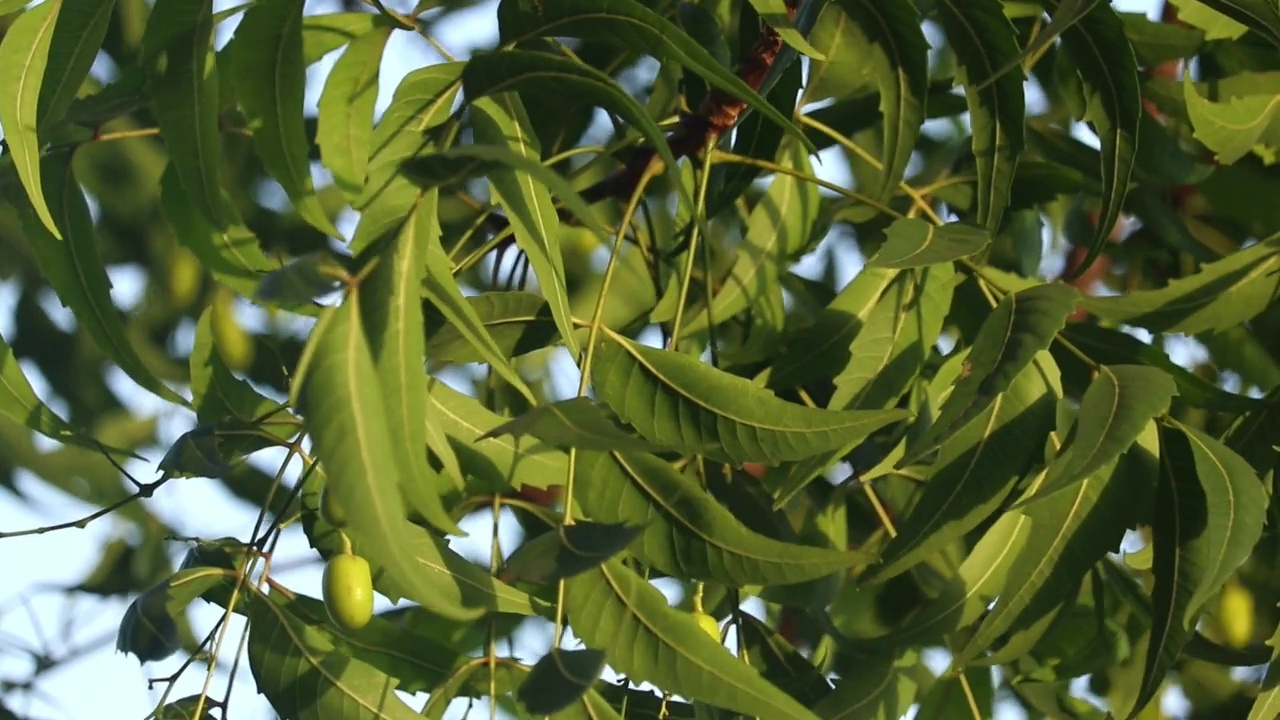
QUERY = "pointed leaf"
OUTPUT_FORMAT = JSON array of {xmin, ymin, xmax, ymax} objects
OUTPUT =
[
  {"xmin": 566, "ymin": 559, "xmax": 821, "ymax": 720},
  {"xmin": 1080, "ymin": 235, "xmax": 1280, "ymax": 333},
  {"xmin": 1195, "ymin": 0, "xmax": 1280, "ymax": 48},
  {"xmin": 832, "ymin": 0, "xmax": 929, "ymax": 199},
  {"xmin": 159, "ymin": 426, "xmax": 235, "ymax": 479},
  {"xmin": 867, "ymin": 218, "xmax": 991, "ymax": 269},
  {"xmin": 1136, "ymin": 420, "xmax": 1268, "ymax": 717},
  {"xmin": 360, "ymin": 192, "xmax": 460, "ymax": 535},
  {"xmin": 519, "ymin": 649, "xmax": 608, "ymax": 715},
  {"xmin": 815, "ymin": 650, "xmax": 925, "ymax": 720},
  {"xmin": 592, "ymin": 331, "xmax": 910, "ymax": 466},
  {"xmin": 936, "ymin": 0, "xmax": 1026, "ymax": 230},
  {"xmin": 316, "ymin": 25, "xmax": 391, "ymax": 197},
  {"xmin": 425, "ymin": 291, "xmax": 558, "ymax": 364},
  {"xmin": 747, "ymin": 0, "xmax": 827, "ymax": 59},
  {"xmin": 39, "ymin": 0, "xmax": 115, "ymax": 135},
  {"xmin": 1022, "ymin": 366, "xmax": 1176, "ymax": 504},
  {"xmin": 1183, "ymin": 72, "xmax": 1280, "ymax": 165},
  {"xmin": 253, "ymin": 252, "xmax": 346, "ymax": 304},
  {"xmin": 484, "ymin": 397, "xmax": 667, "ymax": 454},
  {"xmin": 866, "ymin": 352, "xmax": 1060, "ymax": 583},
  {"xmin": 496, "ymin": 0, "xmax": 809, "ymax": 147},
  {"xmin": 905, "ymin": 283, "xmax": 1078, "ymax": 463},
  {"xmin": 117, "ymin": 567, "xmax": 227, "ymax": 663},
  {"xmin": 503, "ymin": 522, "xmax": 644, "ymax": 584},
  {"xmin": 1053, "ymin": 0, "xmax": 1142, "ymax": 278},
  {"xmin": 470, "ymin": 94, "xmax": 579, "ymax": 357},
  {"xmin": 142, "ymin": 0, "xmax": 227, "ymax": 229},
  {"xmin": 735, "ymin": 613, "xmax": 833, "ymax": 705},
  {"xmin": 574, "ymin": 450, "xmax": 863, "ymax": 587},
  {"xmin": 0, "ymin": 0, "xmax": 62, "ymax": 238},
  {"xmin": 232, "ymin": 0, "xmax": 339, "ymax": 236}
]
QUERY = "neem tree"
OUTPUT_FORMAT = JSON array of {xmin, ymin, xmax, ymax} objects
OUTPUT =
[{"xmin": 1, "ymin": 0, "xmax": 1279, "ymax": 718}]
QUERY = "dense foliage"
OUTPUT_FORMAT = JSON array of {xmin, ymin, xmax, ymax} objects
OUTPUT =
[{"xmin": 1, "ymin": 0, "xmax": 1279, "ymax": 717}]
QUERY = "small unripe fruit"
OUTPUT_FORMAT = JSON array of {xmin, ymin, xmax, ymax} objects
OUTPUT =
[
  {"xmin": 319, "ymin": 487, "xmax": 347, "ymax": 528},
  {"xmin": 693, "ymin": 612, "xmax": 720, "ymax": 642},
  {"xmin": 211, "ymin": 288, "xmax": 255, "ymax": 372},
  {"xmin": 323, "ymin": 553, "xmax": 373, "ymax": 631},
  {"xmin": 1218, "ymin": 578, "xmax": 1255, "ymax": 649},
  {"xmin": 167, "ymin": 248, "xmax": 204, "ymax": 309}
]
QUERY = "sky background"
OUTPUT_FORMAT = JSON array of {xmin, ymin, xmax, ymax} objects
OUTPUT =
[{"xmin": 0, "ymin": 0, "xmax": 1180, "ymax": 718}]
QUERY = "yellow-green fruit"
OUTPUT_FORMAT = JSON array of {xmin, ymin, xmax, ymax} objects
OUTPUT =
[
  {"xmin": 211, "ymin": 288, "xmax": 255, "ymax": 372},
  {"xmin": 319, "ymin": 487, "xmax": 347, "ymax": 528},
  {"xmin": 323, "ymin": 553, "xmax": 374, "ymax": 631},
  {"xmin": 167, "ymin": 248, "xmax": 204, "ymax": 309},
  {"xmin": 1218, "ymin": 578, "xmax": 1255, "ymax": 649},
  {"xmin": 693, "ymin": 612, "xmax": 720, "ymax": 642}
]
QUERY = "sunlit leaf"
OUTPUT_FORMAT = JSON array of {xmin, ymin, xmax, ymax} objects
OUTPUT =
[
  {"xmin": 425, "ymin": 291, "xmax": 558, "ymax": 364},
  {"xmin": 503, "ymin": 522, "xmax": 643, "ymax": 584},
  {"xmin": 867, "ymin": 218, "xmax": 991, "ymax": 269},
  {"xmin": 316, "ymin": 24, "xmax": 391, "ymax": 197},
  {"xmin": 1189, "ymin": 0, "xmax": 1280, "ymax": 47},
  {"xmin": 566, "ymin": 559, "xmax": 821, "ymax": 720},
  {"xmin": 0, "ymin": 0, "xmax": 62, "ymax": 238},
  {"xmin": 1184, "ymin": 72, "xmax": 1280, "ymax": 165},
  {"xmin": 484, "ymin": 397, "xmax": 666, "ymax": 454}
]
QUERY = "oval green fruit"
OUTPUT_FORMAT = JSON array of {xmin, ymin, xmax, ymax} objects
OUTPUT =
[
  {"xmin": 323, "ymin": 553, "xmax": 374, "ymax": 630},
  {"xmin": 1218, "ymin": 578, "xmax": 1255, "ymax": 649},
  {"xmin": 693, "ymin": 612, "xmax": 720, "ymax": 642},
  {"xmin": 319, "ymin": 487, "xmax": 347, "ymax": 528}
]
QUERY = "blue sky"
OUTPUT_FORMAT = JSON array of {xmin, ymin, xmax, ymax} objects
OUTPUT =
[{"xmin": 0, "ymin": 1, "xmax": 1172, "ymax": 718}]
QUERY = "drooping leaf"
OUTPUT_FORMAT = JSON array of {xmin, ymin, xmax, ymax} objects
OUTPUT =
[
  {"xmin": 117, "ymin": 567, "xmax": 227, "ymax": 663},
  {"xmin": 1183, "ymin": 72, "xmax": 1280, "ymax": 165},
  {"xmin": 867, "ymin": 218, "xmax": 991, "ymax": 269},
  {"xmin": 39, "ymin": 0, "xmax": 115, "ymax": 135},
  {"xmin": 470, "ymin": 94, "xmax": 579, "ymax": 357},
  {"xmin": 247, "ymin": 588, "xmax": 424, "ymax": 720},
  {"xmin": 425, "ymin": 291, "xmax": 558, "ymax": 364},
  {"xmin": 518, "ymin": 649, "xmax": 608, "ymax": 715},
  {"xmin": 935, "ymin": 0, "xmax": 1026, "ymax": 231},
  {"xmin": 1080, "ymin": 235, "xmax": 1280, "ymax": 334},
  {"xmin": 484, "ymin": 397, "xmax": 667, "ymax": 454},
  {"xmin": 296, "ymin": 298, "xmax": 534, "ymax": 621},
  {"xmin": 565, "ymin": 559, "xmax": 821, "ymax": 720},
  {"xmin": 1052, "ymin": 0, "xmax": 1142, "ymax": 278},
  {"xmin": 815, "ymin": 650, "xmax": 926, "ymax": 720},
  {"xmin": 904, "ymin": 283, "xmax": 1078, "ymax": 464},
  {"xmin": 359, "ymin": 192, "xmax": 460, "ymax": 535},
  {"xmin": 865, "ymin": 351, "xmax": 1060, "ymax": 583},
  {"xmin": 0, "ymin": 0, "xmax": 62, "ymax": 237},
  {"xmin": 300, "ymin": 11, "xmax": 383, "ymax": 63},
  {"xmin": 574, "ymin": 450, "xmax": 863, "ymax": 587},
  {"xmin": 141, "ymin": 0, "xmax": 227, "ymax": 230},
  {"xmin": 495, "ymin": 0, "xmax": 808, "ymax": 147},
  {"xmin": 1135, "ymin": 420, "xmax": 1268, "ymax": 718},
  {"xmin": 503, "ymin": 522, "xmax": 644, "ymax": 584},
  {"xmin": 253, "ymin": 252, "xmax": 347, "ymax": 305},
  {"xmin": 831, "ymin": 0, "xmax": 929, "ymax": 199},
  {"xmin": 591, "ymin": 331, "xmax": 910, "ymax": 466},
  {"xmin": 462, "ymin": 49, "xmax": 688, "ymax": 205},
  {"xmin": 3, "ymin": 156, "xmax": 187, "ymax": 406},
  {"xmin": 158, "ymin": 426, "xmax": 235, "ymax": 479},
  {"xmin": 734, "ymin": 613, "xmax": 833, "ymax": 705},
  {"xmin": 426, "ymin": 378, "xmax": 569, "ymax": 493},
  {"xmin": 1193, "ymin": 0, "xmax": 1280, "ymax": 48},
  {"xmin": 232, "ymin": 0, "xmax": 340, "ymax": 236},
  {"xmin": 1021, "ymin": 366, "xmax": 1177, "ymax": 505},
  {"xmin": 316, "ymin": 24, "xmax": 391, "ymax": 197}
]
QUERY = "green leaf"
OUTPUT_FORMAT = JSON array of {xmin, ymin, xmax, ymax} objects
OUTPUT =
[
  {"xmin": 296, "ymin": 298, "xmax": 525, "ymax": 621},
  {"xmin": 1171, "ymin": 0, "xmax": 1251, "ymax": 39},
  {"xmin": 815, "ymin": 650, "xmax": 925, "ymax": 720},
  {"xmin": 247, "ymin": 589, "xmax": 424, "ymax": 720},
  {"xmin": 142, "ymin": 0, "xmax": 227, "ymax": 230},
  {"xmin": 591, "ymin": 331, "xmax": 909, "ymax": 466},
  {"xmin": 574, "ymin": 450, "xmax": 863, "ymax": 587},
  {"xmin": 2, "ymin": 156, "xmax": 187, "ymax": 405},
  {"xmin": 117, "ymin": 567, "xmax": 227, "ymax": 663},
  {"xmin": 420, "ymin": 203, "xmax": 538, "ymax": 403},
  {"xmin": 685, "ymin": 143, "xmax": 818, "ymax": 339},
  {"xmin": 425, "ymin": 291, "xmax": 558, "ymax": 364},
  {"xmin": 503, "ymin": 522, "xmax": 644, "ymax": 584},
  {"xmin": 496, "ymin": 0, "xmax": 809, "ymax": 148},
  {"xmin": 565, "ymin": 559, "xmax": 821, "ymax": 720},
  {"xmin": 735, "ymin": 613, "xmax": 833, "ymax": 705},
  {"xmin": 1249, "ymin": 618, "xmax": 1280, "ymax": 719},
  {"xmin": 1190, "ymin": 0, "xmax": 1280, "ymax": 48},
  {"xmin": 301, "ymin": 11, "xmax": 382, "ymax": 63},
  {"xmin": 232, "ymin": 0, "xmax": 340, "ymax": 237},
  {"xmin": 867, "ymin": 218, "xmax": 991, "ymax": 269},
  {"xmin": 360, "ymin": 192, "xmax": 461, "ymax": 536},
  {"xmin": 1021, "ymin": 366, "xmax": 1177, "ymax": 505},
  {"xmin": 904, "ymin": 283, "xmax": 1078, "ymax": 464},
  {"xmin": 484, "ymin": 397, "xmax": 667, "ymax": 454},
  {"xmin": 155, "ymin": 696, "xmax": 217, "ymax": 720},
  {"xmin": 1135, "ymin": 420, "xmax": 1268, "ymax": 718},
  {"xmin": 1080, "ymin": 235, "xmax": 1280, "ymax": 334},
  {"xmin": 160, "ymin": 167, "xmax": 279, "ymax": 303},
  {"xmin": 519, "ymin": 649, "xmax": 608, "ymax": 715},
  {"xmin": 158, "ymin": 426, "xmax": 235, "ymax": 479},
  {"xmin": 253, "ymin": 252, "xmax": 347, "ymax": 305},
  {"xmin": 1184, "ymin": 72, "xmax": 1280, "ymax": 165},
  {"xmin": 462, "ymin": 49, "xmax": 688, "ymax": 206},
  {"xmin": 316, "ymin": 24, "xmax": 391, "ymax": 197},
  {"xmin": 747, "ymin": 0, "xmax": 827, "ymax": 59},
  {"xmin": 959, "ymin": 425, "xmax": 1156, "ymax": 662},
  {"xmin": 831, "ymin": 0, "xmax": 929, "ymax": 200},
  {"xmin": 426, "ymin": 378, "xmax": 569, "ymax": 493},
  {"xmin": 0, "ymin": 0, "xmax": 62, "ymax": 238},
  {"xmin": 1053, "ymin": 0, "xmax": 1142, "ymax": 279},
  {"xmin": 865, "ymin": 351, "xmax": 1060, "ymax": 584},
  {"xmin": 39, "ymin": 0, "xmax": 115, "ymax": 135},
  {"xmin": 470, "ymin": 94, "xmax": 579, "ymax": 358}
]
